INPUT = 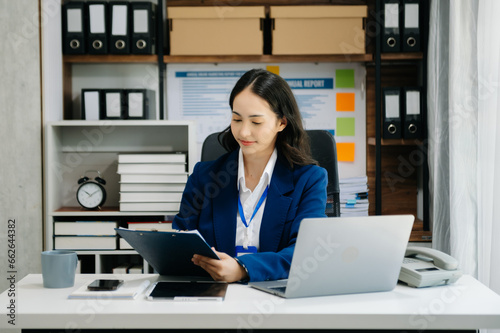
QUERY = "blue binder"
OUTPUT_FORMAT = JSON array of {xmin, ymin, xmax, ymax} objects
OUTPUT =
[{"xmin": 115, "ymin": 228, "xmax": 219, "ymax": 277}]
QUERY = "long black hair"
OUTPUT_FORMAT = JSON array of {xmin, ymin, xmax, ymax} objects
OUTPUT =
[{"xmin": 219, "ymin": 68, "xmax": 317, "ymax": 168}]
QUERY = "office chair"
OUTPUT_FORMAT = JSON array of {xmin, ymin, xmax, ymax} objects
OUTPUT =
[
  {"xmin": 200, "ymin": 132, "xmax": 228, "ymax": 162},
  {"xmin": 201, "ymin": 130, "xmax": 341, "ymax": 217},
  {"xmin": 306, "ymin": 130, "xmax": 341, "ymax": 217}
]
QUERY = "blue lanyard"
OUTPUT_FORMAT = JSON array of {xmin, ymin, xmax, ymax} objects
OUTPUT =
[{"xmin": 238, "ymin": 185, "xmax": 269, "ymax": 228}]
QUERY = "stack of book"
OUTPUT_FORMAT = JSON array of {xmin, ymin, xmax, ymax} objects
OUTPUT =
[
  {"xmin": 53, "ymin": 221, "xmax": 117, "ymax": 250},
  {"xmin": 339, "ymin": 176, "xmax": 369, "ymax": 217},
  {"xmin": 117, "ymin": 153, "xmax": 188, "ymax": 213}
]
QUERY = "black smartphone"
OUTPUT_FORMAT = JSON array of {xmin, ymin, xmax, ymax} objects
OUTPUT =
[{"xmin": 87, "ymin": 279, "xmax": 124, "ymax": 291}]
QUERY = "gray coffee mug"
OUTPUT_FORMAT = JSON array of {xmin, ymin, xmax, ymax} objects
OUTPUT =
[{"xmin": 41, "ymin": 250, "xmax": 78, "ymax": 288}]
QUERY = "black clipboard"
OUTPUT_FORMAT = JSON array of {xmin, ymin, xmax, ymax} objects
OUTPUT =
[{"xmin": 115, "ymin": 228, "xmax": 219, "ymax": 277}]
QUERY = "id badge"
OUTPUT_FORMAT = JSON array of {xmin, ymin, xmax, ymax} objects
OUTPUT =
[{"xmin": 235, "ymin": 245, "xmax": 257, "ymax": 257}]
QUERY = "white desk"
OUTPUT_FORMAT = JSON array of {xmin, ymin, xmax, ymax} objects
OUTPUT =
[{"xmin": 1, "ymin": 274, "xmax": 500, "ymax": 331}]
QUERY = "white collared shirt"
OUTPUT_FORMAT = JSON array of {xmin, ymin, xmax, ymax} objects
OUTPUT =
[{"xmin": 236, "ymin": 148, "xmax": 278, "ymax": 250}]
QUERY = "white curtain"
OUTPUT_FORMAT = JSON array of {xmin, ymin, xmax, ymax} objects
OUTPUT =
[
  {"xmin": 476, "ymin": 0, "xmax": 500, "ymax": 295},
  {"xmin": 427, "ymin": 0, "xmax": 451, "ymax": 256},
  {"xmin": 428, "ymin": 0, "xmax": 500, "ymax": 305}
]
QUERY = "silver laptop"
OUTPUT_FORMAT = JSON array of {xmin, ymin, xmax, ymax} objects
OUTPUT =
[{"xmin": 249, "ymin": 215, "xmax": 414, "ymax": 298}]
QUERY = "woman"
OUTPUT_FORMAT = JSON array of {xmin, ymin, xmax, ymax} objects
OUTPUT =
[{"xmin": 173, "ymin": 68, "xmax": 327, "ymax": 282}]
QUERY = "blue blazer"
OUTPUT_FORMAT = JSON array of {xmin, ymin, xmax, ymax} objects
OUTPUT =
[{"xmin": 173, "ymin": 149, "xmax": 327, "ymax": 282}]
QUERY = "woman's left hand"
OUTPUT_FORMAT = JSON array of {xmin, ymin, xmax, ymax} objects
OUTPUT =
[{"xmin": 192, "ymin": 248, "xmax": 248, "ymax": 283}]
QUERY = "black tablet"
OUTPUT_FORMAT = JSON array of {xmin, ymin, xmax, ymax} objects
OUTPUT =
[{"xmin": 147, "ymin": 281, "xmax": 228, "ymax": 301}]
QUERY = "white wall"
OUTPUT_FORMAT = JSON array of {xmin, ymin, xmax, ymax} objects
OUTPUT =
[{"xmin": 0, "ymin": 0, "xmax": 43, "ymax": 295}]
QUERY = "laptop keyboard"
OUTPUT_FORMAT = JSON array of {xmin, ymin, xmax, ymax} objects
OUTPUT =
[{"xmin": 269, "ymin": 286, "xmax": 287, "ymax": 294}]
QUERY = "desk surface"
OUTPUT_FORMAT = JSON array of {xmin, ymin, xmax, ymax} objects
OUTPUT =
[{"xmin": 1, "ymin": 274, "xmax": 500, "ymax": 330}]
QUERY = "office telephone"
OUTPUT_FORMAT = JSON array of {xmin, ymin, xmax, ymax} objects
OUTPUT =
[{"xmin": 399, "ymin": 246, "xmax": 463, "ymax": 288}]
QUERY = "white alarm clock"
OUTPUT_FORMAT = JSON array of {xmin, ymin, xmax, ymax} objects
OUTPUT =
[{"xmin": 76, "ymin": 170, "xmax": 107, "ymax": 210}]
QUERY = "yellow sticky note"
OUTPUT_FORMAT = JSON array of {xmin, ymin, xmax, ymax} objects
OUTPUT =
[
  {"xmin": 266, "ymin": 66, "xmax": 280, "ymax": 75},
  {"xmin": 336, "ymin": 93, "xmax": 355, "ymax": 111},
  {"xmin": 336, "ymin": 142, "xmax": 355, "ymax": 162}
]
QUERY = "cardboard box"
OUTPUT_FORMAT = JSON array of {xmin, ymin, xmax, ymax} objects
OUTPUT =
[
  {"xmin": 270, "ymin": 6, "xmax": 368, "ymax": 55},
  {"xmin": 168, "ymin": 6, "xmax": 265, "ymax": 55}
]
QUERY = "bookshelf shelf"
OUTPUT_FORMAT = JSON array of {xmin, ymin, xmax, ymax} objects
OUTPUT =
[
  {"xmin": 52, "ymin": 207, "xmax": 173, "ymax": 217},
  {"xmin": 45, "ymin": 121, "xmax": 196, "ymax": 261},
  {"xmin": 367, "ymin": 137, "xmax": 423, "ymax": 146},
  {"xmin": 163, "ymin": 54, "xmax": 373, "ymax": 64},
  {"xmin": 369, "ymin": 0, "xmax": 431, "ymax": 236},
  {"xmin": 75, "ymin": 250, "xmax": 139, "ymax": 255},
  {"xmin": 63, "ymin": 54, "xmax": 158, "ymax": 64},
  {"xmin": 380, "ymin": 52, "xmax": 424, "ymax": 61}
]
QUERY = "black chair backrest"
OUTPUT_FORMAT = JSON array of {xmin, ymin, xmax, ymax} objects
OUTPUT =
[
  {"xmin": 200, "ymin": 130, "xmax": 340, "ymax": 217},
  {"xmin": 306, "ymin": 130, "xmax": 340, "ymax": 217},
  {"xmin": 201, "ymin": 132, "xmax": 228, "ymax": 162}
]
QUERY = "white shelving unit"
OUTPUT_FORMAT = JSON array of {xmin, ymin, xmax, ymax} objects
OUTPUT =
[
  {"xmin": 41, "ymin": 1, "xmax": 197, "ymax": 273},
  {"xmin": 44, "ymin": 120, "xmax": 196, "ymax": 273},
  {"xmin": 76, "ymin": 250, "xmax": 150, "ymax": 274}
]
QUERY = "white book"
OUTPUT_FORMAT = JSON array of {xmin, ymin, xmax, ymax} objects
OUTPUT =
[
  {"xmin": 54, "ymin": 236, "xmax": 116, "ymax": 250},
  {"xmin": 127, "ymin": 221, "xmax": 173, "ymax": 231},
  {"xmin": 119, "ymin": 182, "xmax": 186, "ymax": 192},
  {"xmin": 340, "ymin": 192, "xmax": 369, "ymax": 201},
  {"xmin": 119, "ymin": 202, "xmax": 181, "ymax": 212},
  {"xmin": 119, "ymin": 153, "xmax": 186, "ymax": 164},
  {"xmin": 340, "ymin": 183, "xmax": 369, "ymax": 191},
  {"xmin": 54, "ymin": 221, "xmax": 117, "ymax": 236},
  {"xmin": 340, "ymin": 210, "xmax": 369, "ymax": 217},
  {"xmin": 340, "ymin": 198, "xmax": 369, "ymax": 204},
  {"xmin": 339, "ymin": 176, "xmax": 369, "ymax": 194},
  {"xmin": 340, "ymin": 205, "xmax": 369, "ymax": 212},
  {"xmin": 119, "ymin": 173, "xmax": 188, "ymax": 183},
  {"xmin": 113, "ymin": 264, "xmax": 131, "ymax": 274},
  {"xmin": 128, "ymin": 265, "xmax": 144, "ymax": 274},
  {"xmin": 339, "ymin": 176, "xmax": 368, "ymax": 184},
  {"xmin": 120, "ymin": 192, "xmax": 183, "ymax": 202},
  {"xmin": 117, "ymin": 163, "xmax": 186, "ymax": 174},
  {"xmin": 341, "ymin": 203, "xmax": 369, "ymax": 209},
  {"xmin": 119, "ymin": 237, "xmax": 133, "ymax": 250}
]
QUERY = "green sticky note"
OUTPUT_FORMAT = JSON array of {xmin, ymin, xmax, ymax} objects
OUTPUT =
[
  {"xmin": 336, "ymin": 117, "xmax": 355, "ymax": 136},
  {"xmin": 336, "ymin": 69, "xmax": 355, "ymax": 88}
]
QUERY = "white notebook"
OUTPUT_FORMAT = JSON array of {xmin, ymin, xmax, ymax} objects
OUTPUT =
[{"xmin": 69, "ymin": 279, "xmax": 151, "ymax": 300}]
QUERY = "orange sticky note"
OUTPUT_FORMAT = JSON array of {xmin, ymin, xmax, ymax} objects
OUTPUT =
[
  {"xmin": 336, "ymin": 142, "xmax": 355, "ymax": 162},
  {"xmin": 266, "ymin": 66, "xmax": 280, "ymax": 75},
  {"xmin": 336, "ymin": 93, "xmax": 355, "ymax": 111}
]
